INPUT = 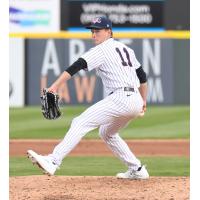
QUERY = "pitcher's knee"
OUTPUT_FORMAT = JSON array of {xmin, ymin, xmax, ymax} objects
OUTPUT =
[
  {"xmin": 70, "ymin": 117, "xmax": 85, "ymax": 130},
  {"xmin": 99, "ymin": 127, "xmax": 107, "ymax": 140},
  {"xmin": 71, "ymin": 117, "xmax": 79, "ymax": 127},
  {"xmin": 71, "ymin": 116, "xmax": 96, "ymax": 136},
  {"xmin": 99, "ymin": 127, "xmax": 114, "ymax": 141}
]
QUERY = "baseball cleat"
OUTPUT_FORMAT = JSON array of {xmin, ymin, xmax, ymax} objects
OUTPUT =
[
  {"xmin": 27, "ymin": 150, "xmax": 59, "ymax": 176},
  {"xmin": 116, "ymin": 165, "xmax": 149, "ymax": 180}
]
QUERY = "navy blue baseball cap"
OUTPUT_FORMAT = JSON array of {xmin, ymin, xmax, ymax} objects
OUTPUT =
[{"xmin": 86, "ymin": 16, "xmax": 112, "ymax": 30}]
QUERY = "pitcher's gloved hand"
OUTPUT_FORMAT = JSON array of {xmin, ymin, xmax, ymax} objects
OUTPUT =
[{"xmin": 40, "ymin": 88, "xmax": 61, "ymax": 120}]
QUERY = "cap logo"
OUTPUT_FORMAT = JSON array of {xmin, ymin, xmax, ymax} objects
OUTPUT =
[{"xmin": 92, "ymin": 17, "xmax": 102, "ymax": 24}]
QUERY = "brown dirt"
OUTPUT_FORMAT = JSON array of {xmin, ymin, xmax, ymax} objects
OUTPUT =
[
  {"xmin": 10, "ymin": 139, "xmax": 190, "ymax": 199},
  {"xmin": 9, "ymin": 176, "xmax": 189, "ymax": 200},
  {"xmin": 9, "ymin": 139, "xmax": 189, "ymax": 157}
]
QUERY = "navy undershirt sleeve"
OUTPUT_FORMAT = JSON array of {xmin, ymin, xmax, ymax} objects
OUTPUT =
[
  {"xmin": 65, "ymin": 58, "xmax": 87, "ymax": 76},
  {"xmin": 136, "ymin": 66, "xmax": 147, "ymax": 83}
]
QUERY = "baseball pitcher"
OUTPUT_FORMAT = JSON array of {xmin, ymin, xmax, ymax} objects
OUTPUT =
[{"xmin": 27, "ymin": 16, "xmax": 149, "ymax": 180}]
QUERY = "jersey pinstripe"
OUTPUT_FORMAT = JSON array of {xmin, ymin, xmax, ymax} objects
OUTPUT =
[{"xmin": 81, "ymin": 38, "xmax": 141, "ymax": 95}]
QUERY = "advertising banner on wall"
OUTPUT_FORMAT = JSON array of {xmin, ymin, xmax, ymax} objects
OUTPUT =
[
  {"xmin": 9, "ymin": 38, "xmax": 25, "ymax": 107},
  {"xmin": 9, "ymin": 0, "xmax": 60, "ymax": 33},
  {"xmin": 61, "ymin": 0, "xmax": 164, "ymax": 31},
  {"xmin": 26, "ymin": 39, "xmax": 102, "ymax": 105},
  {"xmin": 24, "ymin": 38, "xmax": 189, "ymax": 106}
]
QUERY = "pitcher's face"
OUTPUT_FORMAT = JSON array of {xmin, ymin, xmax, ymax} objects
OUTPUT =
[{"xmin": 91, "ymin": 29, "xmax": 112, "ymax": 45}]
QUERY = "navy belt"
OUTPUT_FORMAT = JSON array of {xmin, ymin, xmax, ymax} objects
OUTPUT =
[{"xmin": 109, "ymin": 87, "xmax": 135, "ymax": 95}]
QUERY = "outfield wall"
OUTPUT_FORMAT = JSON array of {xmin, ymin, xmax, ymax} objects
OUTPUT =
[
  {"xmin": 9, "ymin": 0, "xmax": 189, "ymax": 106},
  {"xmin": 9, "ymin": 38, "xmax": 25, "ymax": 107},
  {"xmin": 10, "ymin": 35, "xmax": 190, "ymax": 106},
  {"xmin": 9, "ymin": 36, "xmax": 189, "ymax": 106}
]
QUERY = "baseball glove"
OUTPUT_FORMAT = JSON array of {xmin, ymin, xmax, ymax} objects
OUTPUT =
[{"xmin": 40, "ymin": 88, "xmax": 61, "ymax": 120}]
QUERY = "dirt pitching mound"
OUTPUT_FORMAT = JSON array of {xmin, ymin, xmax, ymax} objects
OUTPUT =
[{"xmin": 10, "ymin": 176, "xmax": 189, "ymax": 200}]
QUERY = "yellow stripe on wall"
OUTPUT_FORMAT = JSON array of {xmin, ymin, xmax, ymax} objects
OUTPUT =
[{"xmin": 9, "ymin": 31, "xmax": 190, "ymax": 39}]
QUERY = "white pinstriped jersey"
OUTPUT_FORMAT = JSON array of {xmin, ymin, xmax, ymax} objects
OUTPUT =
[
  {"xmin": 81, "ymin": 38, "xmax": 141, "ymax": 95},
  {"xmin": 47, "ymin": 38, "xmax": 145, "ymax": 172}
]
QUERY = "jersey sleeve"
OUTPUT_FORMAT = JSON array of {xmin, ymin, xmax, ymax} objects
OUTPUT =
[
  {"xmin": 131, "ymin": 49, "xmax": 141, "ymax": 69},
  {"xmin": 81, "ymin": 46, "xmax": 105, "ymax": 71}
]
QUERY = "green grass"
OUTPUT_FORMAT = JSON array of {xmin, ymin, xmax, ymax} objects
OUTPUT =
[
  {"xmin": 9, "ymin": 156, "xmax": 189, "ymax": 177},
  {"xmin": 9, "ymin": 105, "xmax": 190, "ymax": 139}
]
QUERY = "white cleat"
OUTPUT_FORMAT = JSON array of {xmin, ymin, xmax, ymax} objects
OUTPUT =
[
  {"xmin": 116, "ymin": 165, "xmax": 149, "ymax": 180},
  {"xmin": 27, "ymin": 150, "xmax": 59, "ymax": 176}
]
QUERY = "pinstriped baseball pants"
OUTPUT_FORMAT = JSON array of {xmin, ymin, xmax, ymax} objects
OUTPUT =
[{"xmin": 49, "ymin": 89, "xmax": 144, "ymax": 170}]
